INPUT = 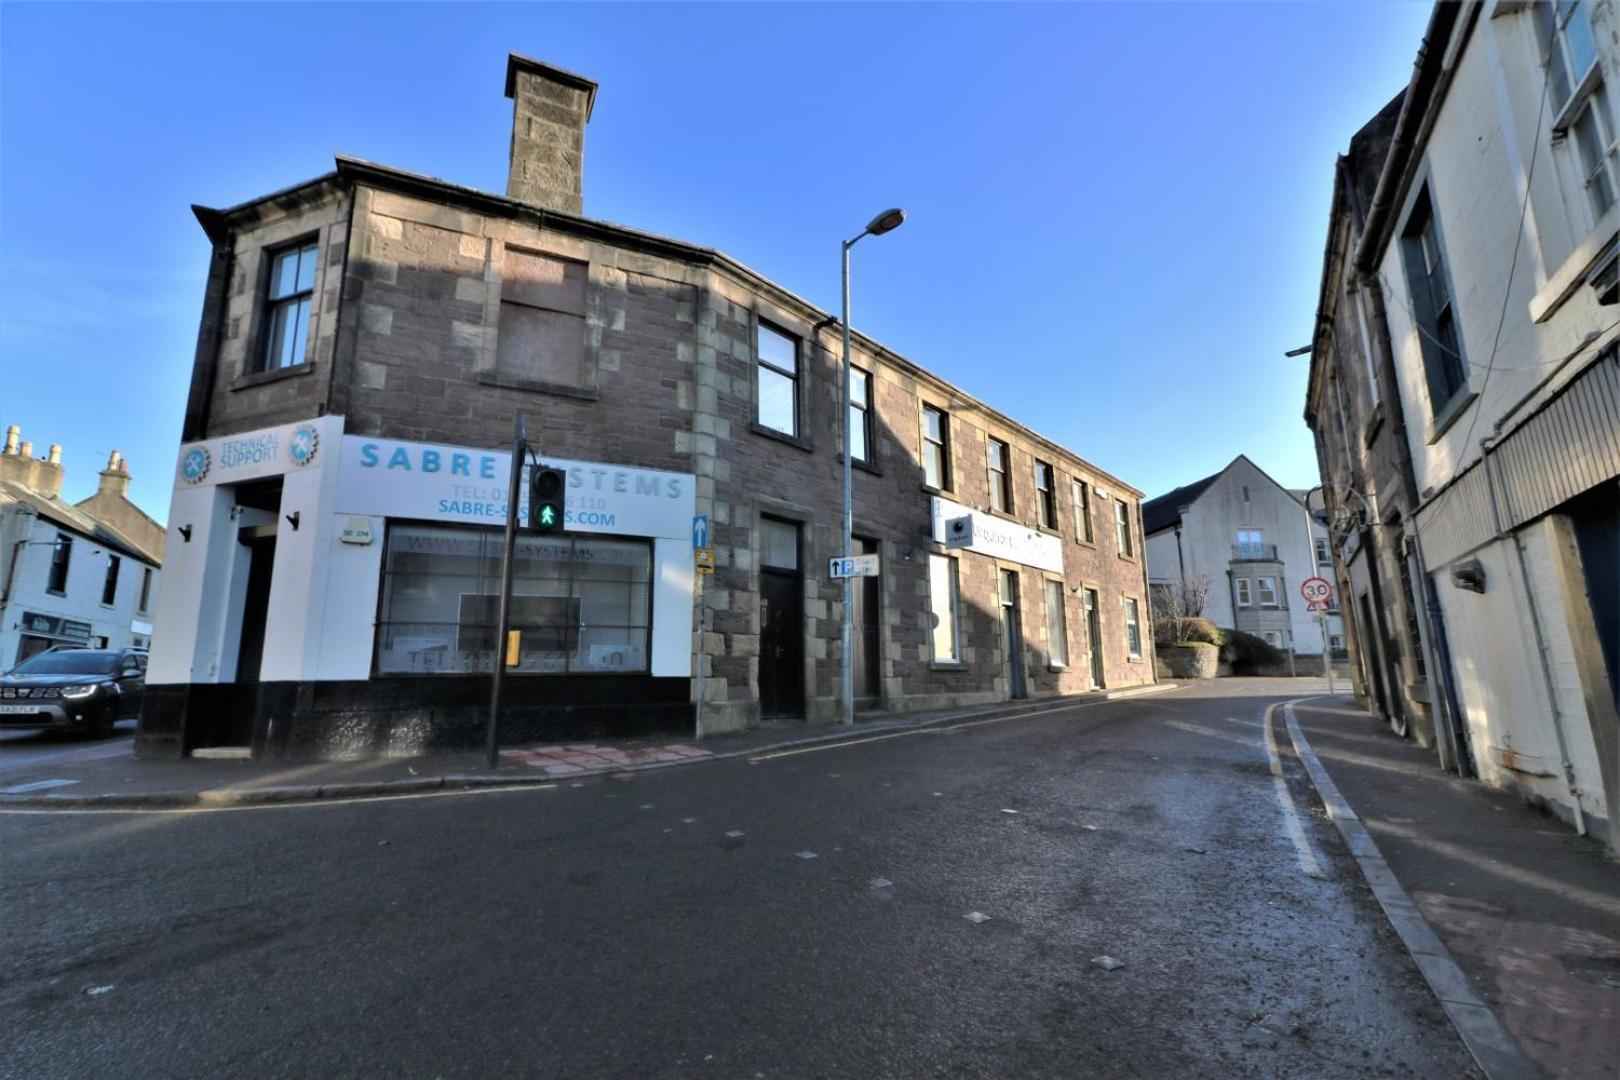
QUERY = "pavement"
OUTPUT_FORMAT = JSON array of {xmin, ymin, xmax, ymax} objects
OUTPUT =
[
  {"xmin": 1289, "ymin": 696, "xmax": 1620, "ymax": 1080},
  {"xmin": 1, "ymin": 678, "xmax": 1481, "ymax": 1079},
  {"xmin": 0, "ymin": 684, "xmax": 1175, "ymax": 807}
]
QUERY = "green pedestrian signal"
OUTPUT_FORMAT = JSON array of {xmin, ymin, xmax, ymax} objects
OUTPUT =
[{"xmin": 529, "ymin": 465, "xmax": 567, "ymax": 532}]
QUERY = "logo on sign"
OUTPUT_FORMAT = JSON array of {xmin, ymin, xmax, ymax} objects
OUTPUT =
[
  {"xmin": 181, "ymin": 447, "xmax": 210, "ymax": 484},
  {"xmin": 289, "ymin": 424, "xmax": 320, "ymax": 467}
]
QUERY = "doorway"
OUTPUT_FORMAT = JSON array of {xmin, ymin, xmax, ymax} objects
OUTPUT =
[
  {"xmin": 758, "ymin": 517, "xmax": 803, "ymax": 719},
  {"xmin": 1358, "ymin": 590, "xmax": 1394, "ymax": 724},
  {"xmin": 999, "ymin": 569, "xmax": 1026, "ymax": 699},
  {"xmin": 1084, "ymin": 588, "xmax": 1105, "ymax": 689},
  {"xmin": 852, "ymin": 537, "xmax": 881, "ymax": 709}
]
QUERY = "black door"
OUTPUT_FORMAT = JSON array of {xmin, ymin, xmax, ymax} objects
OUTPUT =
[
  {"xmin": 758, "ymin": 517, "xmax": 803, "ymax": 719},
  {"xmin": 852, "ymin": 537, "xmax": 881, "ymax": 708},
  {"xmin": 1358, "ymin": 591, "xmax": 1394, "ymax": 721},
  {"xmin": 216, "ymin": 533, "xmax": 276, "ymax": 747},
  {"xmin": 1085, "ymin": 588, "xmax": 1105, "ymax": 689},
  {"xmin": 1000, "ymin": 569, "xmax": 1026, "ymax": 699}
]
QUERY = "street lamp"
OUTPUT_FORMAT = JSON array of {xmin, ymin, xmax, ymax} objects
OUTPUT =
[{"xmin": 840, "ymin": 208, "xmax": 905, "ymax": 726}]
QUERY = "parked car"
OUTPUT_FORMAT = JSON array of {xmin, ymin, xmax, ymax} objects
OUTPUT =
[{"xmin": 0, "ymin": 647, "xmax": 147, "ymax": 739}]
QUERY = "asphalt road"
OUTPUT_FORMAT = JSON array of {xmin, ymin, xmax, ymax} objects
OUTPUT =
[
  {"xmin": 1, "ymin": 681, "xmax": 1475, "ymax": 1078},
  {"xmin": 0, "ymin": 720, "xmax": 135, "ymax": 779}
]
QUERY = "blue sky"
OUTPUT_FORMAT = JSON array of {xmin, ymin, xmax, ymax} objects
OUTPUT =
[{"xmin": 0, "ymin": 2, "xmax": 1432, "ymax": 519}]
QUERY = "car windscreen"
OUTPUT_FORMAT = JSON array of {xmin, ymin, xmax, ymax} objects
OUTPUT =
[{"xmin": 10, "ymin": 651, "xmax": 121, "ymax": 676}]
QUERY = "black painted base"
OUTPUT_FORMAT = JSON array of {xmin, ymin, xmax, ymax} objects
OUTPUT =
[{"xmin": 136, "ymin": 674, "xmax": 694, "ymax": 761}]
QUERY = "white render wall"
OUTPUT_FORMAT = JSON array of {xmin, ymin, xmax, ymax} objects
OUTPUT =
[{"xmin": 0, "ymin": 505, "xmax": 160, "ymax": 670}]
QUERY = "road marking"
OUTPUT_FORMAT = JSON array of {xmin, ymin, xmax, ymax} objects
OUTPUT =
[
  {"xmin": 0, "ymin": 782, "xmax": 560, "ymax": 816},
  {"xmin": 1264, "ymin": 701, "xmax": 1325, "ymax": 879},
  {"xmin": 748, "ymin": 697, "xmax": 1118, "ymax": 762}
]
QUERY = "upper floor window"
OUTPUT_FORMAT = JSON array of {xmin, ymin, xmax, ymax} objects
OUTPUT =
[
  {"xmin": 1034, "ymin": 460, "xmax": 1056, "ymax": 529},
  {"xmin": 47, "ymin": 534, "xmax": 71, "ymax": 595},
  {"xmin": 1114, "ymin": 500, "xmax": 1134, "ymax": 558},
  {"xmin": 1399, "ymin": 187, "xmax": 1469, "ymax": 416},
  {"xmin": 497, "ymin": 248, "xmax": 588, "ymax": 388},
  {"xmin": 1536, "ymin": 2, "xmax": 1617, "ymax": 223},
  {"xmin": 987, "ymin": 438, "xmax": 1012, "ymax": 512},
  {"xmin": 1072, "ymin": 478, "xmax": 1094, "ymax": 543},
  {"xmin": 261, "ymin": 241, "xmax": 317, "ymax": 371},
  {"xmin": 850, "ymin": 368, "xmax": 873, "ymax": 463},
  {"xmin": 1236, "ymin": 528, "xmax": 1266, "ymax": 558},
  {"xmin": 921, "ymin": 405, "xmax": 950, "ymax": 489},
  {"xmin": 102, "ymin": 555, "xmax": 121, "ymax": 606},
  {"xmin": 1257, "ymin": 576, "xmax": 1279, "ymax": 607},
  {"xmin": 1315, "ymin": 537, "xmax": 1332, "ymax": 565},
  {"xmin": 138, "ymin": 567, "xmax": 153, "ymax": 614},
  {"xmin": 756, "ymin": 322, "xmax": 799, "ymax": 437}
]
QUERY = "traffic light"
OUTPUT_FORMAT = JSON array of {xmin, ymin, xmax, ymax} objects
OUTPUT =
[{"xmin": 529, "ymin": 465, "xmax": 567, "ymax": 532}]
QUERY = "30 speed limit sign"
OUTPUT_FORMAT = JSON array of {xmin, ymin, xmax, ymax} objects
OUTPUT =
[{"xmin": 1300, "ymin": 576, "xmax": 1333, "ymax": 611}]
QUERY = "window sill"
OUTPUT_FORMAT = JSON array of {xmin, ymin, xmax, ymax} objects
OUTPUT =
[
  {"xmin": 1117, "ymin": 552, "xmax": 1136, "ymax": 562},
  {"xmin": 476, "ymin": 372, "xmax": 599, "ymax": 401},
  {"xmin": 231, "ymin": 361, "xmax": 314, "ymax": 391},
  {"xmin": 1037, "ymin": 525, "xmax": 1061, "ymax": 538},
  {"xmin": 1528, "ymin": 197, "xmax": 1617, "ymax": 324},
  {"xmin": 45, "ymin": 589, "xmax": 65, "ymax": 598},
  {"xmin": 749, "ymin": 422, "xmax": 813, "ymax": 453},
  {"xmin": 1074, "ymin": 537, "xmax": 1096, "ymax": 548},
  {"xmin": 1127, "ymin": 655, "xmax": 1143, "ymax": 664},
  {"xmin": 986, "ymin": 507, "xmax": 1020, "ymax": 525},
  {"xmin": 1424, "ymin": 389, "xmax": 1478, "ymax": 445},
  {"xmin": 921, "ymin": 483, "xmax": 954, "ymax": 499},
  {"xmin": 837, "ymin": 453, "xmax": 882, "ymax": 477},
  {"xmin": 1047, "ymin": 663, "xmax": 1069, "ymax": 673},
  {"xmin": 929, "ymin": 660, "xmax": 963, "ymax": 671}
]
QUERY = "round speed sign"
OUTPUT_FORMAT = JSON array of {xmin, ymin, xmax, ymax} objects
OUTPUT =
[{"xmin": 1300, "ymin": 576, "xmax": 1333, "ymax": 608}]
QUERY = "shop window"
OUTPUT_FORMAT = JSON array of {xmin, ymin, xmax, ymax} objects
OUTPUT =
[
  {"xmin": 1123, "ymin": 597, "xmax": 1142, "ymax": 659},
  {"xmin": 376, "ymin": 524, "xmax": 650, "ymax": 675},
  {"xmin": 928, "ymin": 554, "xmax": 960, "ymax": 663},
  {"xmin": 260, "ymin": 240, "xmax": 317, "ymax": 372},
  {"xmin": 1072, "ymin": 478, "xmax": 1094, "ymax": 543},
  {"xmin": 756, "ymin": 321, "xmax": 800, "ymax": 436},
  {"xmin": 1035, "ymin": 460, "xmax": 1056, "ymax": 529},
  {"xmin": 1044, "ymin": 579, "xmax": 1068, "ymax": 667},
  {"xmin": 850, "ymin": 368, "xmax": 874, "ymax": 463},
  {"xmin": 922, "ymin": 405, "xmax": 951, "ymax": 489},
  {"xmin": 47, "ymin": 534, "xmax": 71, "ymax": 595},
  {"xmin": 497, "ymin": 248, "xmax": 588, "ymax": 388},
  {"xmin": 987, "ymin": 438, "xmax": 1012, "ymax": 512},
  {"xmin": 102, "ymin": 555, "xmax": 121, "ymax": 606}
]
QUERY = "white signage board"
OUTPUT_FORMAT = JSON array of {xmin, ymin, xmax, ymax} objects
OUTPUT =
[
  {"xmin": 336, "ymin": 436, "xmax": 696, "ymax": 540},
  {"xmin": 829, "ymin": 554, "xmax": 880, "ymax": 579},
  {"xmin": 930, "ymin": 496, "xmax": 1063, "ymax": 574},
  {"xmin": 173, "ymin": 416, "xmax": 342, "ymax": 489}
]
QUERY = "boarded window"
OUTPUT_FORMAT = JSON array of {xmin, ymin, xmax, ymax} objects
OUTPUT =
[{"xmin": 497, "ymin": 248, "xmax": 588, "ymax": 388}]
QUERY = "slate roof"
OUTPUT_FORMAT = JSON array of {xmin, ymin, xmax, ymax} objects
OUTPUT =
[
  {"xmin": 0, "ymin": 479, "xmax": 160, "ymax": 567},
  {"xmin": 1142, "ymin": 470, "xmax": 1223, "ymax": 536}
]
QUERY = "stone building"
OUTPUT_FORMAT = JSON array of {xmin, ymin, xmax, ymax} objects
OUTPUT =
[
  {"xmin": 1305, "ymin": 1, "xmax": 1619, "ymax": 849},
  {"xmin": 0, "ymin": 428, "xmax": 164, "ymax": 667},
  {"xmin": 141, "ymin": 54, "xmax": 1155, "ymax": 761}
]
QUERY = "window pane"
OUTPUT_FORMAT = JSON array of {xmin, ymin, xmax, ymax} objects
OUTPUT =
[
  {"xmin": 1574, "ymin": 102, "xmax": 1617, "ymax": 217},
  {"xmin": 851, "ymin": 370, "xmax": 868, "ymax": 408},
  {"xmin": 266, "ymin": 302, "xmax": 295, "ymax": 369},
  {"xmin": 295, "ymin": 244, "xmax": 318, "ymax": 292},
  {"xmin": 760, "ymin": 517, "xmax": 799, "ymax": 570},
  {"xmin": 1563, "ymin": 1, "xmax": 1598, "ymax": 81},
  {"xmin": 758, "ymin": 323, "xmax": 797, "ymax": 375},
  {"xmin": 1045, "ymin": 579, "xmax": 1068, "ymax": 667},
  {"xmin": 923, "ymin": 442, "xmax": 943, "ymax": 488},
  {"xmin": 758, "ymin": 366, "xmax": 797, "ymax": 435},
  {"xmin": 269, "ymin": 249, "xmax": 300, "ymax": 300},
  {"xmin": 988, "ymin": 440, "xmax": 1005, "ymax": 471},
  {"xmin": 287, "ymin": 297, "xmax": 311, "ymax": 369},
  {"xmin": 850, "ymin": 405, "xmax": 868, "ymax": 462},
  {"xmin": 1124, "ymin": 598, "xmax": 1141, "ymax": 658},
  {"xmin": 929, "ymin": 555, "xmax": 959, "ymax": 662},
  {"xmin": 924, "ymin": 406, "xmax": 942, "ymax": 443}
]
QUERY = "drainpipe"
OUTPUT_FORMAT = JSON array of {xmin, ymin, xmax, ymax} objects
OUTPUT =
[
  {"xmin": 1173, "ymin": 522, "xmax": 1187, "ymax": 585},
  {"xmin": 1481, "ymin": 436, "xmax": 1587, "ymax": 834}
]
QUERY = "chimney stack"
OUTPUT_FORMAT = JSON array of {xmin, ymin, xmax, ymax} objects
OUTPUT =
[
  {"xmin": 504, "ymin": 53, "xmax": 597, "ymax": 216},
  {"xmin": 3, "ymin": 425, "xmax": 17, "ymax": 455},
  {"xmin": 48, "ymin": 444, "xmax": 61, "ymax": 465},
  {"xmin": 0, "ymin": 431, "xmax": 64, "ymax": 498},
  {"xmin": 19, "ymin": 441, "xmax": 32, "ymax": 458},
  {"xmin": 98, "ymin": 450, "xmax": 132, "ymax": 500}
]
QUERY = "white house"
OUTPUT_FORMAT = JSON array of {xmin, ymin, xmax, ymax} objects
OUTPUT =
[{"xmin": 1143, "ymin": 455, "xmax": 1343, "ymax": 658}]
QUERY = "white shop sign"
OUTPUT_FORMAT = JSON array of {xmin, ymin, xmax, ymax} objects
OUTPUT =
[
  {"xmin": 930, "ymin": 496, "xmax": 1063, "ymax": 574},
  {"xmin": 336, "ymin": 436, "xmax": 696, "ymax": 540},
  {"xmin": 173, "ymin": 416, "xmax": 342, "ymax": 489}
]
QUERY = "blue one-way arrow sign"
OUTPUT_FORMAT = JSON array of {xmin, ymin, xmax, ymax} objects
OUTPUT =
[{"xmin": 692, "ymin": 514, "xmax": 710, "ymax": 549}]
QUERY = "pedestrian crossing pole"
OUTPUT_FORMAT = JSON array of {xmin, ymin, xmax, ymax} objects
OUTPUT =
[{"xmin": 486, "ymin": 414, "xmax": 527, "ymax": 770}]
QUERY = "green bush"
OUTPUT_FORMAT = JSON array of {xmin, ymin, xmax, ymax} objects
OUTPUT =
[{"xmin": 1219, "ymin": 629, "xmax": 1284, "ymax": 673}]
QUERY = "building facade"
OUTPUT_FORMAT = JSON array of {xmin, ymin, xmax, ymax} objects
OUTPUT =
[
  {"xmin": 1307, "ymin": 1, "xmax": 1619, "ymax": 849},
  {"xmin": 1142, "ymin": 455, "xmax": 1343, "ymax": 658},
  {"xmin": 140, "ymin": 54, "xmax": 1155, "ymax": 761},
  {"xmin": 1, "ymin": 430, "xmax": 164, "ymax": 668}
]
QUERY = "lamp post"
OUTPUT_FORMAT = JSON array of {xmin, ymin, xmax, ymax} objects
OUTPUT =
[{"xmin": 840, "ymin": 207, "xmax": 905, "ymax": 726}]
